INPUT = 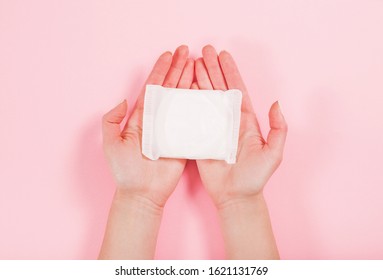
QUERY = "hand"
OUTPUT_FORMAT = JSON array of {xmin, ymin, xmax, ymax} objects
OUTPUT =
[
  {"xmin": 102, "ymin": 45, "xmax": 194, "ymax": 209},
  {"xmin": 194, "ymin": 45, "xmax": 288, "ymax": 208}
]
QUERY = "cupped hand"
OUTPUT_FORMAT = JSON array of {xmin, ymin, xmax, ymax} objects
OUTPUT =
[
  {"xmin": 194, "ymin": 45, "xmax": 288, "ymax": 208},
  {"xmin": 102, "ymin": 45, "xmax": 194, "ymax": 208}
]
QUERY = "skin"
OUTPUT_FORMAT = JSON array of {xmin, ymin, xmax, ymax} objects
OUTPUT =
[
  {"xmin": 99, "ymin": 45, "xmax": 287, "ymax": 260},
  {"xmin": 194, "ymin": 45, "xmax": 288, "ymax": 259},
  {"xmin": 99, "ymin": 45, "xmax": 193, "ymax": 259}
]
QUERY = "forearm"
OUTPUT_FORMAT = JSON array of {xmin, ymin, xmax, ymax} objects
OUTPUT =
[
  {"xmin": 218, "ymin": 193, "xmax": 279, "ymax": 259},
  {"xmin": 98, "ymin": 190, "xmax": 163, "ymax": 259}
]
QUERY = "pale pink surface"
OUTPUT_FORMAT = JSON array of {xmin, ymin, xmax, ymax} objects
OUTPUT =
[{"xmin": 1, "ymin": 0, "xmax": 383, "ymax": 259}]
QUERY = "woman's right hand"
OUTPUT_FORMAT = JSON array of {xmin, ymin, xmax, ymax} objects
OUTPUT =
[{"xmin": 102, "ymin": 45, "xmax": 194, "ymax": 209}]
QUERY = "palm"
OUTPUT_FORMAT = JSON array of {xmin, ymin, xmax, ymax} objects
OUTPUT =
[
  {"xmin": 106, "ymin": 131, "xmax": 186, "ymax": 206},
  {"xmin": 197, "ymin": 115, "xmax": 276, "ymax": 206}
]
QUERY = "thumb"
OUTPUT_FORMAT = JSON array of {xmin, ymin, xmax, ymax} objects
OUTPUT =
[
  {"xmin": 102, "ymin": 100, "xmax": 128, "ymax": 145},
  {"xmin": 266, "ymin": 101, "xmax": 288, "ymax": 157}
]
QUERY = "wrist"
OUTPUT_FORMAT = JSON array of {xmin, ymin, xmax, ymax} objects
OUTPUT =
[
  {"xmin": 99, "ymin": 188, "xmax": 164, "ymax": 260},
  {"xmin": 113, "ymin": 189, "xmax": 164, "ymax": 218},
  {"xmin": 216, "ymin": 192, "xmax": 280, "ymax": 260},
  {"xmin": 217, "ymin": 193, "xmax": 266, "ymax": 215}
]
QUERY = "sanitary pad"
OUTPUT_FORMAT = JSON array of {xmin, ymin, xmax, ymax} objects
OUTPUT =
[{"xmin": 142, "ymin": 85, "xmax": 242, "ymax": 164}]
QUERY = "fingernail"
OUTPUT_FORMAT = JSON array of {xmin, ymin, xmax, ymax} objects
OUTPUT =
[
  {"xmin": 276, "ymin": 101, "xmax": 282, "ymax": 113},
  {"xmin": 162, "ymin": 51, "xmax": 172, "ymax": 57},
  {"xmin": 220, "ymin": 50, "xmax": 230, "ymax": 56}
]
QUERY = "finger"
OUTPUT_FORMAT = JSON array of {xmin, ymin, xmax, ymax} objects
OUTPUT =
[
  {"xmin": 123, "ymin": 51, "xmax": 172, "ymax": 134},
  {"xmin": 195, "ymin": 57, "xmax": 213, "ymax": 89},
  {"xmin": 146, "ymin": 51, "xmax": 173, "ymax": 85},
  {"xmin": 266, "ymin": 101, "xmax": 288, "ymax": 157},
  {"xmin": 219, "ymin": 50, "xmax": 254, "ymax": 113},
  {"xmin": 191, "ymin": 82, "xmax": 199, "ymax": 89},
  {"xmin": 202, "ymin": 45, "xmax": 227, "ymax": 90},
  {"xmin": 138, "ymin": 51, "xmax": 173, "ymax": 107},
  {"xmin": 102, "ymin": 100, "xmax": 127, "ymax": 145},
  {"xmin": 177, "ymin": 58, "xmax": 194, "ymax": 89},
  {"xmin": 163, "ymin": 45, "xmax": 189, "ymax": 88}
]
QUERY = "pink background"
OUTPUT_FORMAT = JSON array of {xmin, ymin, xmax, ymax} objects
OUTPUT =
[{"xmin": 1, "ymin": 0, "xmax": 383, "ymax": 259}]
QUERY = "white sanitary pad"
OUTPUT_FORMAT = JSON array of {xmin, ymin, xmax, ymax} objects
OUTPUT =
[{"xmin": 142, "ymin": 85, "xmax": 242, "ymax": 164}]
